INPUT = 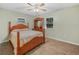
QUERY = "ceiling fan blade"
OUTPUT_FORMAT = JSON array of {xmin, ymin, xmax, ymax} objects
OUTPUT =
[
  {"xmin": 27, "ymin": 3, "xmax": 33, "ymax": 6},
  {"xmin": 40, "ymin": 9, "xmax": 47, "ymax": 11},
  {"xmin": 40, "ymin": 3, "xmax": 45, "ymax": 7}
]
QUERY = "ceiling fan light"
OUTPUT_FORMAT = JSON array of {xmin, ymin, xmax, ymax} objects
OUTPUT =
[
  {"xmin": 34, "ymin": 9, "xmax": 39, "ymax": 12},
  {"xmin": 36, "ymin": 9, "xmax": 39, "ymax": 12}
]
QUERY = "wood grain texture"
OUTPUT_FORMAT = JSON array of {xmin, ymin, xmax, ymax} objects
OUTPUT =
[
  {"xmin": 9, "ymin": 21, "xmax": 28, "ymax": 33},
  {"xmin": 17, "ymin": 37, "xmax": 43, "ymax": 55}
]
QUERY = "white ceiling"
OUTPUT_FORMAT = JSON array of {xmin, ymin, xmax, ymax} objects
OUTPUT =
[{"xmin": 0, "ymin": 3, "xmax": 79, "ymax": 16}]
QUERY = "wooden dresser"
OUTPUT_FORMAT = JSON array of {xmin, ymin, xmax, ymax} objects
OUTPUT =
[{"xmin": 34, "ymin": 17, "xmax": 44, "ymax": 32}]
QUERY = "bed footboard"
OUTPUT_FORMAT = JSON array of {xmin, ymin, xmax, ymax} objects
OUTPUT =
[{"xmin": 17, "ymin": 37, "xmax": 44, "ymax": 55}]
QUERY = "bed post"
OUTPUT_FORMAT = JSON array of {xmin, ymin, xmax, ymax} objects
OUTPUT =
[
  {"xmin": 17, "ymin": 31, "xmax": 20, "ymax": 55},
  {"xmin": 43, "ymin": 29, "xmax": 45, "ymax": 43},
  {"xmin": 9, "ymin": 21, "xmax": 11, "ymax": 34}
]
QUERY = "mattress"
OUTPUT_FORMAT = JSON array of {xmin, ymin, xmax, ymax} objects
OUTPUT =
[{"xmin": 9, "ymin": 29, "xmax": 43, "ymax": 49}]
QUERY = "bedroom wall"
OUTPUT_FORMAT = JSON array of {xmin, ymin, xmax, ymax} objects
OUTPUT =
[
  {"xmin": 42, "ymin": 5, "xmax": 79, "ymax": 45},
  {"xmin": 0, "ymin": 8, "xmax": 33, "ymax": 43}
]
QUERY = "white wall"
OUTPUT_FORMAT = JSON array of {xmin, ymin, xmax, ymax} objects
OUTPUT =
[
  {"xmin": 0, "ymin": 8, "xmax": 33, "ymax": 43},
  {"xmin": 42, "ymin": 5, "xmax": 79, "ymax": 44},
  {"xmin": 1, "ymin": 5, "xmax": 79, "ymax": 45}
]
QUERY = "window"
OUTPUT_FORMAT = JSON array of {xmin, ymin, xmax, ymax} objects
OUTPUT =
[{"xmin": 46, "ymin": 17, "xmax": 53, "ymax": 28}]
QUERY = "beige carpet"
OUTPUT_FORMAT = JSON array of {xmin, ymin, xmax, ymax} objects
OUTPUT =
[{"xmin": 0, "ymin": 38, "xmax": 79, "ymax": 55}]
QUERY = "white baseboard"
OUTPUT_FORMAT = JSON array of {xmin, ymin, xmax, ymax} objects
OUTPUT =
[{"xmin": 46, "ymin": 36, "xmax": 79, "ymax": 46}]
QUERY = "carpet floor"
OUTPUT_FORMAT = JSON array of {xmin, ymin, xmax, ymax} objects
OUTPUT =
[{"xmin": 0, "ymin": 38, "xmax": 79, "ymax": 55}]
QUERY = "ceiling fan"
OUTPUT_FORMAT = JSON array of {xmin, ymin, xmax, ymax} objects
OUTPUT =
[
  {"xmin": 17, "ymin": 3, "xmax": 47, "ymax": 12},
  {"xmin": 26, "ymin": 3, "xmax": 47, "ymax": 12}
]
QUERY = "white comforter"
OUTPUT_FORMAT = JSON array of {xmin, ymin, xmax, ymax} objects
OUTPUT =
[
  {"xmin": 9, "ymin": 29, "xmax": 42, "ymax": 48},
  {"xmin": 9, "ymin": 29, "xmax": 43, "ymax": 54}
]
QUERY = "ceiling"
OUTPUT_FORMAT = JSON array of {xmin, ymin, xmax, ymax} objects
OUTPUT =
[{"xmin": 0, "ymin": 3, "xmax": 79, "ymax": 16}]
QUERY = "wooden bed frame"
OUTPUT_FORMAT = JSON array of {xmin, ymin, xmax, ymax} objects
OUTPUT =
[{"xmin": 8, "ymin": 21, "xmax": 45, "ymax": 55}]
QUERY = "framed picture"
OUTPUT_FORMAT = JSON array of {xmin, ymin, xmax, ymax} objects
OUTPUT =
[
  {"xmin": 17, "ymin": 18, "xmax": 25, "ymax": 23},
  {"xmin": 46, "ymin": 17, "xmax": 53, "ymax": 28}
]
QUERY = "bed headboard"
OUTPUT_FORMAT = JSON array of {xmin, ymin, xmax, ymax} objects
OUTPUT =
[{"xmin": 9, "ymin": 21, "xmax": 28, "ymax": 33}]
